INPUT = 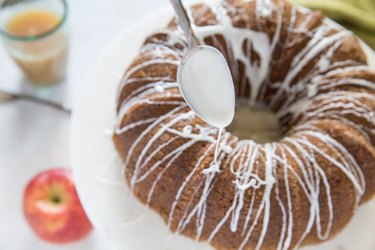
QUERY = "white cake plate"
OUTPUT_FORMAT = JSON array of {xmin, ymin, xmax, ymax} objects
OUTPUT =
[{"xmin": 70, "ymin": 4, "xmax": 375, "ymax": 250}]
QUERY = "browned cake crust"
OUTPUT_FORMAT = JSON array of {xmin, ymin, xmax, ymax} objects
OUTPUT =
[{"xmin": 113, "ymin": 0, "xmax": 375, "ymax": 249}]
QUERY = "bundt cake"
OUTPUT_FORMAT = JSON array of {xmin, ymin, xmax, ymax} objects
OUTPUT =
[{"xmin": 113, "ymin": 0, "xmax": 375, "ymax": 249}]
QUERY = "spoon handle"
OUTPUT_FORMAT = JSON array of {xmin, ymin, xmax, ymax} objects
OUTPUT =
[
  {"xmin": 0, "ymin": 89, "xmax": 71, "ymax": 114},
  {"xmin": 170, "ymin": 0, "xmax": 199, "ymax": 48}
]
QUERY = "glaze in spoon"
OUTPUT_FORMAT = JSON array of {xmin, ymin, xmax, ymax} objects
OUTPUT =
[{"xmin": 170, "ymin": 0, "xmax": 235, "ymax": 129}]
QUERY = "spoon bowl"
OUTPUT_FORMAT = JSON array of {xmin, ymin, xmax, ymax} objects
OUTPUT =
[{"xmin": 177, "ymin": 45, "xmax": 235, "ymax": 128}]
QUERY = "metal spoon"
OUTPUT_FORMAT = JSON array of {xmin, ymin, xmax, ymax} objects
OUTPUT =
[
  {"xmin": 170, "ymin": 0, "xmax": 199, "ymax": 49},
  {"xmin": 0, "ymin": 89, "xmax": 71, "ymax": 114},
  {"xmin": 170, "ymin": 0, "xmax": 235, "ymax": 128}
]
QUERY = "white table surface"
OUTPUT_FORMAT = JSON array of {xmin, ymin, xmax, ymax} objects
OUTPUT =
[
  {"xmin": 0, "ymin": 0, "xmax": 166, "ymax": 249},
  {"xmin": 2, "ymin": 1, "xmax": 375, "ymax": 250}
]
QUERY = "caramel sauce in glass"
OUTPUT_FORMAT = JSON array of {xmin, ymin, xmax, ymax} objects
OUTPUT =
[
  {"xmin": 5, "ymin": 9, "xmax": 68, "ymax": 85},
  {"xmin": 6, "ymin": 10, "xmax": 59, "ymax": 36}
]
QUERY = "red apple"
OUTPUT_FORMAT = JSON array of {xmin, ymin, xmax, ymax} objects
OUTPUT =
[{"xmin": 23, "ymin": 168, "xmax": 92, "ymax": 244}]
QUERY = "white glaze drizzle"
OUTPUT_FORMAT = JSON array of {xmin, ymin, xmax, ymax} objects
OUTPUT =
[{"xmin": 114, "ymin": 0, "xmax": 375, "ymax": 249}]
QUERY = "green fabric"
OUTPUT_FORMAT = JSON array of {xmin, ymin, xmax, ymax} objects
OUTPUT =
[{"xmin": 290, "ymin": 0, "xmax": 375, "ymax": 49}]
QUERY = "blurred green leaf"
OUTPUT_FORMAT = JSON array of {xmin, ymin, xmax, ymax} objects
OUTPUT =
[{"xmin": 290, "ymin": 0, "xmax": 375, "ymax": 49}]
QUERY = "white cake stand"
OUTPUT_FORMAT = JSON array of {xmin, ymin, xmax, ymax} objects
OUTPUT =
[{"xmin": 70, "ymin": 4, "xmax": 375, "ymax": 250}]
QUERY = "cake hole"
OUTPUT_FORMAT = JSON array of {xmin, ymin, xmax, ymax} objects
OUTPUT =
[{"xmin": 227, "ymin": 99, "xmax": 282, "ymax": 144}]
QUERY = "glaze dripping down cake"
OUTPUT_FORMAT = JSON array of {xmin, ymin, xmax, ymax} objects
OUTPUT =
[{"xmin": 113, "ymin": 0, "xmax": 375, "ymax": 249}]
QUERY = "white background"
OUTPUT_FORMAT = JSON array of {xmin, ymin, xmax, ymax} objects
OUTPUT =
[
  {"xmin": 1, "ymin": 0, "xmax": 375, "ymax": 250},
  {"xmin": 0, "ymin": 0, "xmax": 166, "ymax": 249}
]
